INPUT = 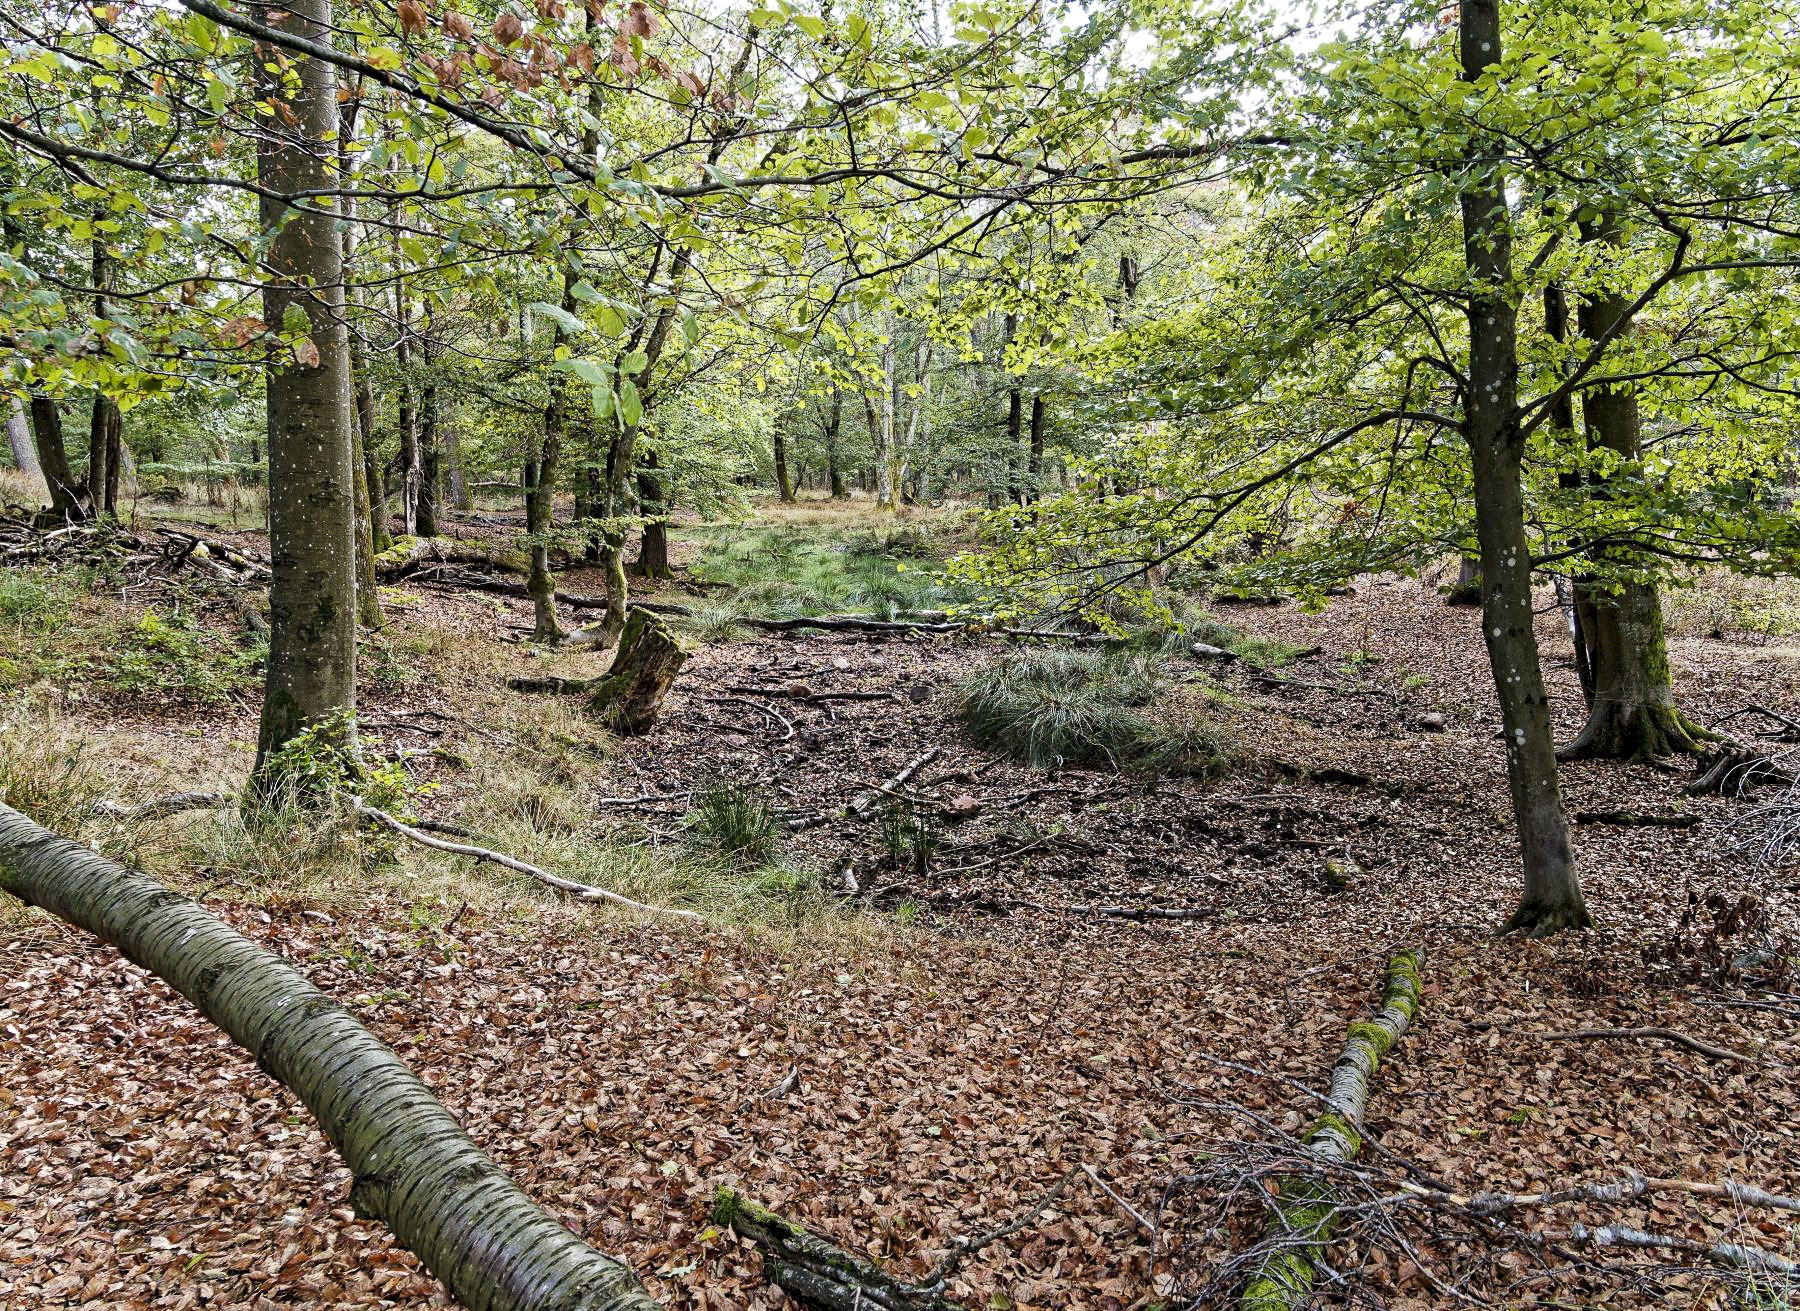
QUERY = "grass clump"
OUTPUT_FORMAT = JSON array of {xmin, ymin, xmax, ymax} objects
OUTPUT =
[
  {"xmin": 954, "ymin": 648, "xmax": 1230, "ymax": 775},
  {"xmin": 689, "ymin": 779, "xmax": 782, "ymax": 865}
]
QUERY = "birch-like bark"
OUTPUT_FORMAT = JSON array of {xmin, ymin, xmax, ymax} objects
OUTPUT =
[{"xmin": 0, "ymin": 803, "xmax": 658, "ymax": 1311}]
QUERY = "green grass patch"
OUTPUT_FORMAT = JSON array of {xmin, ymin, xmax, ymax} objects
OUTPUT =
[
  {"xmin": 954, "ymin": 648, "xmax": 1230, "ymax": 775},
  {"xmin": 689, "ymin": 778, "xmax": 783, "ymax": 865},
  {"xmin": 685, "ymin": 521, "xmax": 974, "ymax": 624}
]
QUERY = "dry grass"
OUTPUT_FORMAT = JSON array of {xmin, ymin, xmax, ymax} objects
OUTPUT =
[
  {"xmin": 1666, "ymin": 571, "xmax": 1800, "ymax": 645},
  {"xmin": 0, "ymin": 467, "xmax": 46, "ymax": 506}
]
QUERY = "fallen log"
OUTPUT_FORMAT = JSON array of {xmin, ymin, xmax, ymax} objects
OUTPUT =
[
  {"xmin": 0, "ymin": 801, "xmax": 660, "ymax": 1311},
  {"xmin": 713, "ymin": 1188, "xmax": 964, "ymax": 1311},
  {"xmin": 1239, "ymin": 949, "xmax": 1425, "ymax": 1311},
  {"xmin": 93, "ymin": 791, "xmax": 232, "ymax": 821},
  {"xmin": 1686, "ymin": 741, "xmax": 1800, "ymax": 797},
  {"xmin": 374, "ymin": 535, "xmax": 536, "ymax": 581},
  {"xmin": 787, "ymin": 748, "xmax": 942, "ymax": 831}
]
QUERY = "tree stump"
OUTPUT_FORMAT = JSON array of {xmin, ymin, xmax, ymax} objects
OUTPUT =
[{"xmin": 589, "ymin": 607, "xmax": 687, "ymax": 735}]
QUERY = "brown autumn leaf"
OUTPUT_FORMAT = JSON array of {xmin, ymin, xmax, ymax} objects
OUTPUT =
[
  {"xmin": 491, "ymin": 11, "xmax": 523, "ymax": 44},
  {"xmin": 292, "ymin": 338, "xmax": 321, "ymax": 368},
  {"xmin": 621, "ymin": 0, "xmax": 656, "ymax": 37},
  {"xmin": 396, "ymin": 0, "xmax": 428, "ymax": 35},
  {"xmin": 443, "ymin": 9, "xmax": 474, "ymax": 39}
]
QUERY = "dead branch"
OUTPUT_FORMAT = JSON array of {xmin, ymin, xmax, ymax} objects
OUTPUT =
[
  {"xmin": 1572, "ymin": 810, "xmax": 1699, "ymax": 829},
  {"xmin": 354, "ymin": 802, "xmax": 701, "ymax": 921},
  {"xmin": 787, "ymin": 748, "xmax": 943, "ymax": 831},
  {"xmin": 707, "ymin": 696, "xmax": 796, "ymax": 741},
  {"xmin": 1521, "ymin": 1025, "xmax": 1760, "ymax": 1065},
  {"xmin": 93, "ymin": 791, "xmax": 233, "ymax": 821},
  {"xmin": 926, "ymin": 1166, "xmax": 1080, "ymax": 1287}
]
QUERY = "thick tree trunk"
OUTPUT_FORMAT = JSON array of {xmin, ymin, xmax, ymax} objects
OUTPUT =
[
  {"xmin": 0, "ymin": 802, "xmax": 658, "ymax": 1311},
  {"xmin": 1560, "ymin": 221, "xmax": 1706, "ymax": 761},
  {"xmin": 30, "ymin": 394, "xmax": 84, "ymax": 519},
  {"xmin": 1444, "ymin": 555, "xmax": 1481, "ymax": 606},
  {"xmin": 588, "ymin": 608, "xmax": 687, "ymax": 734},
  {"xmin": 252, "ymin": 0, "xmax": 358, "ymax": 777},
  {"xmin": 1459, "ymin": 0, "xmax": 1588, "ymax": 935},
  {"xmin": 6, "ymin": 395, "xmax": 42, "ymax": 482}
]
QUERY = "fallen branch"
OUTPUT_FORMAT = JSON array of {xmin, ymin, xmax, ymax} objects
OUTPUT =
[
  {"xmin": 1573, "ymin": 810, "xmax": 1699, "ymax": 829},
  {"xmin": 0, "ymin": 802, "xmax": 661, "ymax": 1311},
  {"xmin": 787, "ymin": 748, "xmax": 943, "ymax": 831},
  {"xmin": 1523, "ymin": 1025, "xmax": 1759, "ymax": 1065},
  {"xmin": 354, "ymin": 802, "xmax": 700, "ymax": 921},
  {"xmin": 94, "ymin": 791, "xmax": 232, "ymax": 821},
  {"xmin": 1238, "ymin": 949, "xmax": 1425, "ymax": 1311}
]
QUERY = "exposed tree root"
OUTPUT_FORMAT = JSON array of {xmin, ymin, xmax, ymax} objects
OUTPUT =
[
  {"xmin": 1558, "ymin": 702, "xmax": 1713, "ymax": 763},
  {"xmin": 1238, "ymin": 949, "xmax": 1424, "ymax": 1311},
  {"xmin": 355, "ymin": 802, "xmax": 700, "ymax": 920},
  {"xmin": 1498, "ymin": 898, "xmax": 1594, "ymax": 937},
  {"xmin": 93, "ymin": 791, "xmax": 232, "ymax": 821},
  {"xmin": 1686, "ymin": 741, "xmax": 1800, "ymax": 797}
]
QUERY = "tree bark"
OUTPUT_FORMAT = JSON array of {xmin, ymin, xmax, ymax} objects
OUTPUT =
[
  {"xmin": 6, "ymin": 395, "xmax": 41, "ymax": 482},
  {"xmin": 1560, "ymin": 220, "xmax": 1706, "ymax": 761},
  {"xmin": 393, "ymin": 277, "xmax": 420, "ymax": 538},
  {"xmin": 251, "ymin": 0, "xmax": 358, "ymax": 778},
  {"xmin": 86, "ymin": 232, "xmax": 120, "ymax": 516},
  {"xmin": 629, "ymin": 450, "xmax": 672, "ymax": 579},
  {"xmin": 588, "ymin": 608, "xmax": 687, "ymax": 735},
  {"xmin": 30, "ymin": 394, "xmax": 84, "ymax": 519},
  {"xmin": 773, "ymin": 418, "xmax": 796, "ymax": 502},
  {"xmin": 1459, "ymin": 0, "xmax": 1588, "ymax": 935},
  {"xmin": 0, "ymin": 802, "xmax": 658, "ymax": 1311},
  {"xmin": 417, "ymin": 342, "xmax": 440, "ymax": 539},
  {"xmin": 1025, "ymin": 393, "xmax": 1046, "ymax": 503}
]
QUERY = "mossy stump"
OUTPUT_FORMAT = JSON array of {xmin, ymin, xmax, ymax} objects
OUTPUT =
[
  {"xmin": 1240, "ymin": 948, "xmax": 1425, "ymax": 1311},
  {"xmin": 588, "ymin": 608, "xmax": 687, "ymax": 736}
]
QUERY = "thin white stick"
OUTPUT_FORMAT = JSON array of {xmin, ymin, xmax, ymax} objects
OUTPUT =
[{"xmin": 355, "ymin": 802, "xmax": 701, "ymax": 921}]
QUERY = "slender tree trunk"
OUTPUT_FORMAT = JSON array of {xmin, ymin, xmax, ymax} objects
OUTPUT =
[
  {"xmin": 1459, "ymin": 0, "xmax": 1588, "ymax": 935},
  {"xmin": 1004, "ymin": 314, "xmax": 1023, "ymax": 503},
  {"xmin": 824, "ymin": 391, "xmax": 845, "ymax": 498},
  {"xmin": 252, "ymin": 0, "xmax": 358, "ymax": 778},
  {"xmin": 393, "ymin": 281, "xmax": 420, "ymax": 537},
  {"xmin": 1026, "ymin": 394, "xmax": 1045, "ymax": 502},
  {"xmin": 417, "ymin": 339, "xmax": 440, "ymax": 539},
  {"xmin": 629, "ymin": 450, "xmax": 671, "ymax": 579},
  {"xmin": 0, "ymin": 803, "xmax": 658, "ymax": 1311},
  {"xmin": 445, "ymin": 425, "xmax": 471, "ymax": 510},
  {"xmin": 338, "ymin": 129, "xmax": 384, "ymax": 630},
  {"xmin": 871, "ymin": 335, "xmax": 898, "ymax": 510},
  {"xmin": 7, "ymin": 396, "xmax": 41, "ymax": 481},
  {"xmin": 357, "ymin": 368, "xmax": 389, "ymax": 553},
  {"xmin": 1560, "ymin": 221, "xmax": 1706, "ymax": 760},
  {"xmin": 528, "ymin": 279, "xmax": 575, "ymax": 644},
  {"xmin": 86, "ymin": 232, "xmax": 119, "ymax": 516}
]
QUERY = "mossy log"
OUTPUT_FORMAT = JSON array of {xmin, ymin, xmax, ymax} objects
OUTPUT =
[
  {"xmin": 0, "ymin": 802, "xmax": 660, "ymax": 1311},
  {"xmin": 1240, "ymin": 949, "xmax": 1425, "ymax": 1311},
  {"xmin": 374, "ymin": 534, "xmax": 534, "ymax": 580},
  {"xmin": 712, "ymin": 1187, "xmax": 964, "ymax": 1311},
  {"xmin": 589, "ymin": 608, "xmax": 688, "ymax": 735}
]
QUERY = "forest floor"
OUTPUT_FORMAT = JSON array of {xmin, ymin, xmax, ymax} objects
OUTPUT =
[{"xmin": 3, "ymin": 495, "xmax": 1799, "ymax": 1310}]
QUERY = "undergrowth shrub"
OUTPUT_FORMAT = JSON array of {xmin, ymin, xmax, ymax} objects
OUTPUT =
[
  {"xmin": 955, "ymin": 648, "xmax": 1229, "ymax": 775},
  {"xmin": 107, "ymin": 609, "xmax": 263, "ymax": 703}
]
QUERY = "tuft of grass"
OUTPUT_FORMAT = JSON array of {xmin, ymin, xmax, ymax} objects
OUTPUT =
[
  {"xmin": 689, "ymin": 779, "xmax": 782, "ymax": 865},
  {"xmin": 954, "ymin": 648, "xmax": 1230, "ymax": 775}
]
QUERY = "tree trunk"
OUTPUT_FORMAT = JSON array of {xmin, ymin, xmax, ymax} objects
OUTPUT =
[
  {"xmin": 30, "ymin": 394, "xmax": 84, "ymax": 519},
  {"xmin": 773, "ymin": 419, "xmax": 796, "ymax": 502},
  {"xmin": 87, "ymin": 393, "xmax": 120, "ymax": 516},
  {"xmin": 252, "ymin": 0, "xmax": 358, "ymax": 778},
  {"xmin": 6, "ymin": 395, "xmax": 41, "ymax": 482},
  {"xmin": 588, "ymin": 608, "xmax": 687, "ymax": 735},
  {"xmin": 1004, "ymin": 314, "xmax": 1023, "ymax": 504},
  {"xmin": 417, "ymin": 350, "xmax": 440, "ymax": 539},
  {"xmin": 1560, "ymin": 220, "xmax": 1706, "ymax": 761},
  {"xmin": 1445, "ymin": 555, "xmax": 1481, "ymax": 606},
  {"xmin": 1026, "ymin": 393, "xmax": 1046, "ymax": 503},
  {"xmin": 0, "ymin": 802, "xmax": 658, "ymax": 1311},
  {"xmin": 350, "ymin": 414, "xmax": 383, "ymax": 630},
  {"xmin": 630, "ymin": 450, "xmax": 672, "ymax": 579},
  {"xmin": 528, "ymin": 293, "xmax": 568, "ymax": 644},
  {"xmin": 1459, "ymin": 0, "xmax": 1588, "ymax": 935},
  {"xmin": 824, "ymin": 391, "xmax": 846, "ymax": 498},
  {"xmin": 393, "ymin": 281, "xmax": 420, "ymax": 537}
]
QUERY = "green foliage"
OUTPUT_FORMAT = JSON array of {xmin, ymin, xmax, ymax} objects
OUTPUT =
[
  {"xmin": 878, "ymin": 796, "xmax": 941, "ymax": 879},
  {"xmin": 953, "ymin": 649, "xmax": 1229, "ymax": 775},
  {"xmin": 106, "ymin": 609, "xmax": 263, "ymax": 703},
  {"xmin": 689, "ymin": 779, "xmax": 782, "ymax": 866},
  {"xmin": 688, "ymin": 520, "xmax": 970, "ymax": 622},
  {"xmin": 258, "ymin": 711, "xmax": 429, "ymax": 816}
]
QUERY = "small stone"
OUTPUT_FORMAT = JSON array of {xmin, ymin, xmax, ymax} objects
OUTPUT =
[
  {"xmin": 831, "ymin": 656, "xmax": 852, "ymax": 672},
  {"xmin": 1416, "ymin": 712, "xmax": 1447, "ymax": 733},
  {"xmin": 1189, "ymin": 641, "xmax": 1238, "ymax": 662},
  {"xmin": 942, "ymin": 793, "xmax": 982, "ymax": 822},
  {"xmin": 1323, "ymin": 859, "xmax": 1361, "ymax": 891}
]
